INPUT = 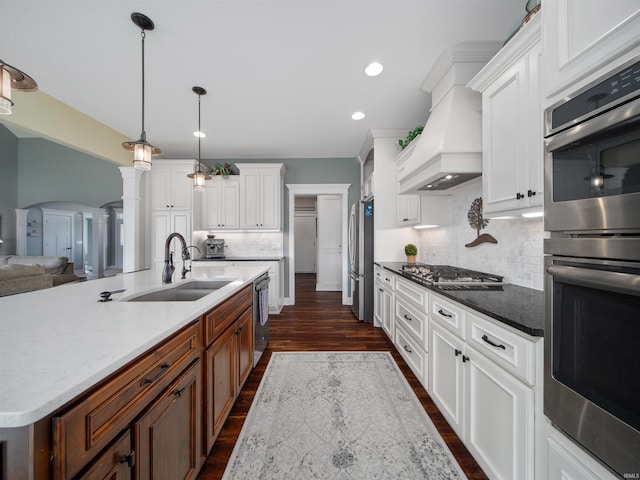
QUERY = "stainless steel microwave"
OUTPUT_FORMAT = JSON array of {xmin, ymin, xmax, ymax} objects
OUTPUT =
[{"xmin": 544, "ymin": 57, "xmax": 640, "ymax": 233}]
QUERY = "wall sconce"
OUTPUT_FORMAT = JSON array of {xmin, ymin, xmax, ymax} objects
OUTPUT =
[
  {"xmin": 0, "ymin": 60, "xmax": 38, "ymax": 115},
  {"xmin": 121, "ymin": 12, "xmax": 161, "ymax": 170}
]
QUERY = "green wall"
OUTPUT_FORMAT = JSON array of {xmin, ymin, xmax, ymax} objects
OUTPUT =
[
  {"xmin": 17, "ymin": 138, "xmax": 123, "ymax": 208},
  {"xmin": 0, "ymin": 124, "xmax": 19, "ymax": 254}
]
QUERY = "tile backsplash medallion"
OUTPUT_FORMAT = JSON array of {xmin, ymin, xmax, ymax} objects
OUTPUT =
[{"xmin": 417, "ymin": 180, "xmax": 544, "ymax": 290}]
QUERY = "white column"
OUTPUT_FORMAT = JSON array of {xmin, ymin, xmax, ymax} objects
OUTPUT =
[
  {"xmin": 119, "ymin": 167, "xmax": 144, "ymax": 273},
  {"xmin": 15, "ymin": 209, "xmax": 29, "ymax": 255}
]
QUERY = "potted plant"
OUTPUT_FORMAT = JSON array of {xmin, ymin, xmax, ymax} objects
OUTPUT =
[{"xmin": 404, "ymin": 243, "xmax": 417, "ymax": 264}]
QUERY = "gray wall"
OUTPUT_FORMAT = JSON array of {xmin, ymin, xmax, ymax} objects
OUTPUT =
[
  {"xmin": 17, "ymin": 138, "xmax": 123, "ymax": 208},
  {"xmin": 0, "ymin": 124, "xmax": 19, "ymax": 254},
  {"xmin": 204, "ymin": 158, "xmax": 361, "ymax": 296}
]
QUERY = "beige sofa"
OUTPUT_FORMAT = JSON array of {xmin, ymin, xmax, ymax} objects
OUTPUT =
[{"xmin": 0, "ymin": 256, "xmax": 79, "ymax": 297}]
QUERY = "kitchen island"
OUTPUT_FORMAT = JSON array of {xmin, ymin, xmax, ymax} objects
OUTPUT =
[{"xmin": 0, "ymin": 264, "xmax": 267, "ymax": 479}]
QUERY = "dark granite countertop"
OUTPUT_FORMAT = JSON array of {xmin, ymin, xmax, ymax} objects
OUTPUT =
[{"xmin": 377, "ymin": 262, "xmax": 544, "ymax": 337}]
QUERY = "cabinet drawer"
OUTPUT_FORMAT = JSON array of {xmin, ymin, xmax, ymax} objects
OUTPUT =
[
  {"xmin": 430, "ymin": 293, "xmax": 465, "ymax": 339},
  {"xmin": 52, "ymin": 322, "xmax": 201, "ymax": 480},
  {"xmin": 394, "ymin": 325, "xmax": 428, "ymax": 387},
  {"xmin": 204, "ymin": 285, "xmax": 252, "ymax": 345},
  {"xmin": 375, "ymin": 267, "xmax": 394, "ymax": 290},
  {"xmin": 395, "ymin": 297, "xmax": 428, "ymax": 349},
  {"xmin": 466, "ymin": 311, "xmax": 536, "ymax": 385},
  {"xmin": 395, "ymin": 276, "xmax": 428, "ymax": 312}
]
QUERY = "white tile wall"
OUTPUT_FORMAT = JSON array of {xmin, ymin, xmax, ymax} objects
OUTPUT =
[{"xmin": 417, "ymin": 181, "xmax": 544, "ymax": 290}]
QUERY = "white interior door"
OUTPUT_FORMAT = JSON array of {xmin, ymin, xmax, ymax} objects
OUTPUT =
[
  {"xmin": 316, "ymin": 195, "xmax": 342, "ymax": 291},
  {"xmin": 43, "ymin": 210, "xmax": 73, "ymax": 259},
  {"xmin": 294, "ymin": 215, "xmax": 316, "ymax": 273}
]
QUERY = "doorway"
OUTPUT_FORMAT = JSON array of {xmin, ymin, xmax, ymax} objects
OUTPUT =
[
  {"xmin": 42, "ymin": 209, "xmax": 74, "ymax": 259},
  {"xmin": 286, "ymin": 184, "xmax": 351, "ymax": 306},
  {"xmin": 294, "ymin": 196, "xmax": 316, "ymax": 274}
]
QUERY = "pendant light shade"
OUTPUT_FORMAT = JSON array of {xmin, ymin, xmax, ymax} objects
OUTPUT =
[
  {"xmin": 0, "ymin": 60, "xmax": 38, "ymax": 115},
  {"xmin": 122, "ymin": 12, "xmax": 161, "ymax": 170},
  {"xmin": 187, "ymin": 86, "xmax": 211, "ymax": 191}
]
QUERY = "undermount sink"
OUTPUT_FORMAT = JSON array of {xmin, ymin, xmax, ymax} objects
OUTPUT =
[{"xmin": 124, "ymin": 280, "xmax": 232, "ymax": 302}]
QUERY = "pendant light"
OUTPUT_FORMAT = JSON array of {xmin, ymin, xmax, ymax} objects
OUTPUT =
[
  {"xmin": 122, "ymin": 12, "xmax": 161, "ymax": 171},
  {"xmin": 187, "ymin": 86, "xmax": 211, "ymax": 191},
  {"xmin": 0, "ymin": 59, "xmax": 38, "ymax": 115}
]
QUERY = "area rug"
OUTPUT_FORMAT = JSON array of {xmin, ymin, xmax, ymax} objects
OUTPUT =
[{"xmin": 222, "ymin": 351, "xmax": 465, "ymax": 479}]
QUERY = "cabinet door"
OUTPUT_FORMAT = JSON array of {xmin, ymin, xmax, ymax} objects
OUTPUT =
[
  {"xmin": 259, "ymin": 169, "xmax": 281, "ymax": 229},
  {"xmin": 220, "ymin": 179, "xmax": 240, "ymax": 229},
  {"xmin": 381, "ymin": 287, "xmax": 393, "ymax": 338},
  {"xmin": 526, "ymin": 43, "xmax": 543, "ymax": 207},
  {"xmin": 466, "ymin": 346, "xmax": 534, "ymax": 480},
  {"xmin": 482, "ymin": 58, "xmax": 527, "ymax": 214},
  {"xmin": 236, "ymin": 308, "xmax": 253, "ymax": 390},
  {"xmin": 134, "ymin": 360, "xmax": 202, "ymax": 480},
  {"xmin": 543, "ymin": 1, "xmax": 640, "ymax": 98},
  {"xmin": 203, "ymin": 182, "xmax": 221, "ymax": 228},
  {"xmin": 170, "ymin": 164, "xmax": 195, "ymax": 211},
  {"xmin": 397, "ymin": 194, "xmax": 420, "ymax": 226},
  {"xmin": 77, "ymin": 430, "xmax": 132, "ymax": 480},
  {"xmin": 150, "ymin": 168, "xmax": 173, "ymax": 210},
  {"xmin": 429, "ymin": 322, "xmax": 465, "ymax": 439},
  {"xmin": 151, "ymin": 211, "xmax": 172, "ymax": 265},
  {"xmin": 241, "ymin": 169, "xmax": 260, "ymax": 229},
  {"xmin": 205, "ymin": 325, "xmax": 236, "ymax": 451}
]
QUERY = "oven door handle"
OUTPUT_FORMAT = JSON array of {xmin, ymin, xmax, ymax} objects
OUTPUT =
[
  {"xmin": 545, "ymin": 96, "xmax": 640, "ymax": 152},
  {"xmin": 547, "ymin": 264, "xmax": 640, "ymax": 297}
]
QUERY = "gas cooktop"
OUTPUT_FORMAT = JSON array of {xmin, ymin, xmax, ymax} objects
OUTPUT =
[{"xmin": 401, "ymin": 264, "xmax": 503, "ymax": 290}]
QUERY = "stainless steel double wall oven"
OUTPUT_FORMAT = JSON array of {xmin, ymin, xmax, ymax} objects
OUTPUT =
[{"xmin": 544, "ymin": 57, "xmax": 640, "ymax": 478}]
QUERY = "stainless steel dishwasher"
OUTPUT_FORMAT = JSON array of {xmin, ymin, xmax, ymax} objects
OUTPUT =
[{"xmin": 253, "ymin": 273, "xmax": 270, "ymax": 367}]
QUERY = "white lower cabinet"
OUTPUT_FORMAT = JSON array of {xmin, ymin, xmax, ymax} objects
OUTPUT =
[
  {"xmin": 377, "ymin": 267, "xmax": 541, "ymax": 480},
  {"xmin": 466, "ymin": 344, "xmax": 534, "ymax": 480},
  {"xmin": 374, "ymin": 266, "xmax": 394, "ymax": 335},
  {"xmin": 429, "ymin": 322, "xmax": 465, "ymax": 439},
  {"xmin": 394, "ymin": 324, "xmax": 428, "ymax": 386},
  {"xmin": 429, "ymin": 291, "xmax": 537, "ymax": 480}
]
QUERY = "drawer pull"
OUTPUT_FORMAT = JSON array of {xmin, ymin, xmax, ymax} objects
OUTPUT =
[
  {"xmin": 403, "ymin": 345, "xmax": 413, "ymax": 354},
  {"xmin": 462, "ymin": 355, "xmax": 470, "ymax": 363},
  {"xmin": 454, "ymin": 349, "xmax": 462, "ymax": 356},
  {"xmin": 438, "ymin": 309, "xmax": 453, "ymax": 318},
  {"xmin": 379, "ymin": 288, "xmax": 384, "ymax": 292},
  {"xmin": 120, "ymin": 451, "xmax": 135, "ymax": 468},
  {"xmin": 403, "ymin": 314, "xmax": 413, "ymax": 321},
  {"xmin": 482, "ymin": 334, "xmax": 506, "ymax": 350},
  {"xmin": 385, "ymin": 277, "xmax": 390, "ymax": 281},
  {"xmin": 174, "ymin": 387, "xmax": 186, "ymax": 397},
  {"xmin": 140, "ymin": 363, "xmax": 170, "ymax": 386}
]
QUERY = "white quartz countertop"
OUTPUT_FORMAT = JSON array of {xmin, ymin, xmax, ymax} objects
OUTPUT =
[{"xmin": 0, "ymin": 265, "xmax": 267, "ymax": 428}]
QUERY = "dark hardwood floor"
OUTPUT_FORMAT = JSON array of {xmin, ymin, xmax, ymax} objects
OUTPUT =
[{"xmin": 197, "ymin": 273, "xmax": 487, "ymax": 479}]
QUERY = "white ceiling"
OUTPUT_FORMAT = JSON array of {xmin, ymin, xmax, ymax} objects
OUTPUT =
[{"xmin": 0, "ymin": 0, "xmax": 525, "ymax": 161}]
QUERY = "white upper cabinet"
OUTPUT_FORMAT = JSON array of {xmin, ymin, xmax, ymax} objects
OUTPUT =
[
  {"xmin": 469, "ymin": 14, "xmax": 542, "ymax": 217},
  {"xmin": 543, "ymin": 1, "xmax": 640, "ymax": 101},
  {"xmin": 397, "ymin": 194, "xmax": 421, "ymax": 226},
  {"xmin": 149, "ymin": 160, "xmax": 196, "ymax": 211},
  {"xmin": 236, "ymin": 163, "xmax": 285, "ymax": 231},
  {"xmin": 202, "ymin": 177, "xmax": 240, "ymax": 230}
]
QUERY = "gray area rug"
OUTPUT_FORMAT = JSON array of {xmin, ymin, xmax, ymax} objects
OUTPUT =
[{"xmin": 222, "ymin": 351, "xmax": 465, "ymax": 479}]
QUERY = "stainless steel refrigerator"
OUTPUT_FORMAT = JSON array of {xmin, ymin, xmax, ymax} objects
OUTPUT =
[{"xmin": 348, "ymin": 200, "xmax": 374, "ymax": 322}]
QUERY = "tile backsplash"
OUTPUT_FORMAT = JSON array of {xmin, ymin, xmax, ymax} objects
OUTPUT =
[
  {"xmin": 417, "ymin": 180, "xmax": 544, "ymax": 290},
  {"xmin": 192, "ymin": 231, "xmax": 284, "ymax": 258}
]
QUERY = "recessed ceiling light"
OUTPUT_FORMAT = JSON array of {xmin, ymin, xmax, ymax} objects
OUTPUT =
[
  {"xmin": 352, "ymin": 111, "xmax": 365, "ymax": 120},
  {"xmin": 193, "ymin": 131, "xmax": 206, "ymax": 138},
  {"xmin": 364, "ymin": 62, "xmax": 384, "ymax": 77}
]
